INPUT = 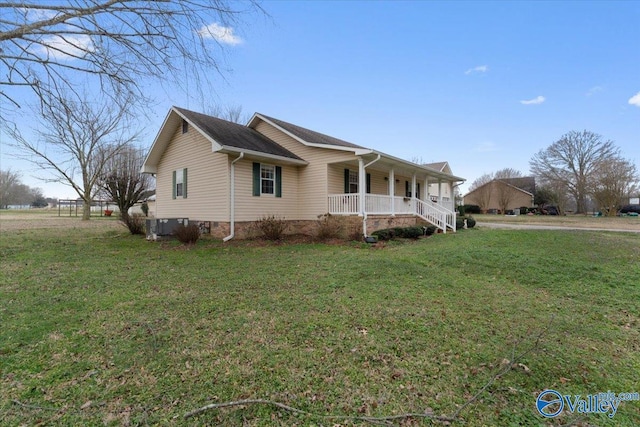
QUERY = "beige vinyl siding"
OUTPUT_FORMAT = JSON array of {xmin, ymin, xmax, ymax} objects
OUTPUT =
[
  {"xmin": 464, "ymin": 181, "xmax": 534, "ymax": 211},
  {"xmin": 367, "ymin": 169, "xmax": 388, "ymax": 195},
  {"xmin": 233, "ymin": 159, "xmax": 299, "ymax": 221},
  {"xmin": 428, "ymin": 182, "xmax": 452, "ymax": 199},
  {"xmin": 327, "ymin": 166, "xmax": 389, "ymax": 195},
  {"xmin": 156, "ymin": 126, "xmax": 229, "ymax": 221},
  {"xmin": 254, "ymin": 121, "xmax": 356, "ymax": 220}
]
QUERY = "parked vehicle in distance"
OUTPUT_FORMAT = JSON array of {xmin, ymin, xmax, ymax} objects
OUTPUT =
[
  {"xmin": 542, "ymin": 206, "xmax": 559, "ymax": 215},
  {"xmin": 620, "ymin": 204, "xmax": 640, "ymax": 214}
]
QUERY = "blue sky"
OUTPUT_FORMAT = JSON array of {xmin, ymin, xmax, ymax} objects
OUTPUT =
[{"xmin": 2, "ymin": 0, "xmax": 639, "ymax": 198}]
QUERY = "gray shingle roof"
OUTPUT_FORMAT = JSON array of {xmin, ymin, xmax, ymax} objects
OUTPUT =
[
  {"xmin": 257, "ymin": 114, "xmax": 365, "ymax": 149},
  {"xmin": 174, "ymin": 107, "xmax": 303, "ymax": 160},
  {"xmin": 423, "ymin": 162, "xmax": 447, "ymax": 172},
  {"xmin": 499, "ymin": 177, "xmax": 536, "ymax": 195}
]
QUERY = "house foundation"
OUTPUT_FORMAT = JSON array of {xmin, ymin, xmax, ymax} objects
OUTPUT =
[{"xmin": 204, "ymin": 214, "xmax": 431, "ymax": 240}]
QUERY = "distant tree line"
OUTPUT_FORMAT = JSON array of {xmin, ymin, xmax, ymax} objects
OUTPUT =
[
  {"xmin": 0, "ymin": 169, "xmax": 48, "ymax": 208},
  {"xmin": 468, "ymin": 131, "xmax": 638, "ymax": 215},
  {"xmin": 530, "ymin": 130, "xmax": 638, "ymax": 215}
]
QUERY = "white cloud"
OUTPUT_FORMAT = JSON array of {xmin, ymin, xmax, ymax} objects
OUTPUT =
[
  {"xmin": 197, "ymin": 23, "xmax": 243, "ymax": 45},
  {"xmin": 629, "ymin": 91, "xmax": 640, "ymax": 107},
  {"xmin": 586, "ymin": 86, "xmax": 603, "ymax": 97},
  {"xmin": 465, "ymin": 65, "xmax": 488, "ymax": 75},
  {"xmin": 520, "ymin": 96, "xmax": 545, "ymax": 105},
  {"xmin": 36, "ymin": 34, "xmax": 94, "ymax": 60}
]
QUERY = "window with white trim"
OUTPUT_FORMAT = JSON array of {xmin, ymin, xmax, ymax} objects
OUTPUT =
[
  {"xmin": 348, "ymin": 170, "xmax": 358, "ymax": 194},
  {"xmin": 175, "ymin": 168, "xmax": 184, "ymax": 197},
  {"xmin": 172, "ymin": 168, "xmax": 187, "ymax": 199},
  {"xmin": 261, "ymin": 164, "xmax": 275, "ymax": 195}
]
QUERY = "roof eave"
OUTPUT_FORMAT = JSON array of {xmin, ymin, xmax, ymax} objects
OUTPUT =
[
  {"xmin": 367, "ymin": 150, "xmax": 465, "ymax": 182},
  {"xmin": 217, "ymin": 146, "xmax": 308, "ymax": 165}
]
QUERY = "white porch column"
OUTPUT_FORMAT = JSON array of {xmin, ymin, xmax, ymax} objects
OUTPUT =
[
  {"xmin": 424, "ymin": 177, "xmax": 429, "ymax": 201},
  {"xmin": 438, "ymin": 180, "xmax": 442, "ymax": 204},
  {"xmin": 389, "ymin": 168, "xmax": 395, "ymax": 216},
  {"xmin": 411, "ymin": 174, "xmax": 417, "ymax": 210},
  {"xmin": 358, "ymin": 157, "xmax": 366, "ymax": 216}
]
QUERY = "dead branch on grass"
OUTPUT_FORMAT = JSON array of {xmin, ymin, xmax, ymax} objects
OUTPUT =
[{"xmin": 184, "ymin": 317, "xmax": 554, "ymax": 424}]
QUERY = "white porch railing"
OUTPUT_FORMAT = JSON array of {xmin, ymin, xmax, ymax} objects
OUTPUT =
[{"xmin": 328, "ymin": 194, "xmax": 456, "ymax": 232}]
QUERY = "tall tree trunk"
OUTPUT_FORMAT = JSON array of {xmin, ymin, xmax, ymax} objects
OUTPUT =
[{"xmin": 82, "ymin": 198, "xmax": 91, "ymax": 220}]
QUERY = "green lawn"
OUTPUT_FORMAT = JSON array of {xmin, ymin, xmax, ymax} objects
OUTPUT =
[{"xmin": 1, "ymin": 225, "xmax": 639, "ymax": 426}]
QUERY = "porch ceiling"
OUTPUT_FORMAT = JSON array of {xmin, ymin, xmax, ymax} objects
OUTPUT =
[{"xmin": 332, "ymin": 154, "xmax": 464, "ymax": 183}]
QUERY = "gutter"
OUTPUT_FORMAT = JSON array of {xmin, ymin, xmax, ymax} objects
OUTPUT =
[{"xmin": 223, "ymin": 152, "xmax": 244, "ymax": 242}]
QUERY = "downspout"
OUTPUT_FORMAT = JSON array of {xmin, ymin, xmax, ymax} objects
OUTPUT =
[
  {"xmin": 361, "ymin": 154, "xmax": 381, "ymax": 238},
  {"xmin": 223, "ymin": 152, "xmax": 244, "ymax": 242}
]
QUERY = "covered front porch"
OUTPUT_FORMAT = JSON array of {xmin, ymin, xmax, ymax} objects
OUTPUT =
[{"xmin": 325, "ymin": 152, "xmax": 464, "ymax": 235}]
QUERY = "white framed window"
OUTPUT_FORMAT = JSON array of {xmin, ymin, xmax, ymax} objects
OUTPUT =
[
  {"xmin": 348, "ymin": 170, "xmax": 358, "ymax": 194},
  {"xmin": 173, "ymin": 168, "xmax": 187, "ymax": 199},
  {"xmin": 176, "ymin": 168, "xmax": 184, "ymax": 197},
  {"xmin": 261, "ymin": 164, "xmax": 275, "ymax": 195}
]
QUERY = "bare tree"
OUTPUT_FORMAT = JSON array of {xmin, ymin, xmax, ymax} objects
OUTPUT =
[
  {"xmin": 5, "ymin": 88, "xmax": 137, "ymax": 219},
  {"xmin": 0, "ymin": 169, "xmax": 48, "ymax": 208},
  {"xmin": 496, "ymin": 182, "xmax": 520, "ymax": 213},
  {"xmin": 0, "ymin": 169, "xmax": 22, "ymax": 208},
  {"xmin": 591, "ymin": 157, "xmax": 638, "ymax": 216},
  {"xmin": 466, "ymin": 173, "xmax": 493, "ymax": 212},
  {"xmin": 469, "ymin": 173, "xmax": 493, "ymax": 191},
  {"xmin": 530, "ymin": 130, "xmax": 618, "ymax": 213},
  {"xmin": 0, "ymin": 1, "xmax": 262, "ymax": 110},
  {"xmin": 494, "ymin": 168, "xmax": 522, "ymax": 179},
  {"xmin": 207, "ymin": 104, "xmax": 250, "ymax": 124},
  {"xmin": 99, "ymin": 143, "xmax": 153, "ymax": 232}
]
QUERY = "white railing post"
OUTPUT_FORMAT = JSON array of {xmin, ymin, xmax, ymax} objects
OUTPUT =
[{"xmin": 389, "ymin": 168, "xmax": 395, "ymax": 216}]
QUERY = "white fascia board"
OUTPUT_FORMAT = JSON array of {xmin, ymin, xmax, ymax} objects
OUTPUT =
[
  {"xmin": 141, "ymin": 165, "xmax": 157, "ymax": 174},
  {"xmin": 141, "ymin": 107, "xmax": 177, "ymax": 172},
  {"xmin": 216, "ymin": 146, "xmax": 308, "ymax": 165},
  {"xmin": 368, "ymin": 150, "xmax": 465, "ymax": 182}
]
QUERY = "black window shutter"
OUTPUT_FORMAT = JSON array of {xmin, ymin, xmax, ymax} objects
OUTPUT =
[
  {"xmin": 275, "ymin": 166, "xmax": 282, "ymax": 198},
  {"xmin": 172, "ymin": 170, "xmax": 176, "ymax": 199},
  {"xmin": 253, "ymin": 162, "xmax": 261, "ymax": 196},
  {"xmin": 344, "ymin": 169, "xmax": 350, "ymax": 193},
  {"xmin": 405, "ymin": 181, "xmax": 410, "ymax": 197},
  {"xmin": 183, "ymin": 168, "xmax": 188, "ymax": 198},
  {"xmin": 366, "ymin": 173, "xmax": 371, "ymax": 194},
  {"xmin": 416, "ymin": 183, "xmax": 420, "ymax": 200}
]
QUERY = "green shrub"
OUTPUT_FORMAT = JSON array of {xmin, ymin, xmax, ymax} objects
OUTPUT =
[
  {"xmin": 141, "ymin": 201, "xmax": 149, "ymax": 217},
  {"xmin": 424, "ymin": 225, "xmax": 436, "ymax": 236},
  {"xmin": 456, "ymin": 217, "xmax": 465, "ymax": 230},
  {"xmin": 371, "ymin": 228, "xmax": 394, "ymax": 241},
  {"xmin": 372, "ymin": 226, "xmax": 424, "ymax": 240},
  {"xmin": 458, "ymin": 205, "xmax": 466, "ymax": 216},
  {"xmin": 404, "ymin": 226, "xmax": 424, "ymax": 239},
  {"xmin": 256, "ymin": 215, "xmax": 289, "ymax": 240},
  {"xmin": 519, "ymin": 206, "xmax": 528, "ymax": 215},
  {"xmin": 393, "ymin": 227, "xmax": 405, "ymax": 238},
  {"xmin": 466, "ymin": 216, "xmax": 476, "ymax": 228},
  {"xmin": 462, "ymin": 204, "xmax": 481, "ymax": 214},
  {"xmin": 316, "ymin": 213, "xmax": 344, "ymax": 239},
  {"xmin": 174, "ymin": 223, "xmax": 200, "ymax": 244}
]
